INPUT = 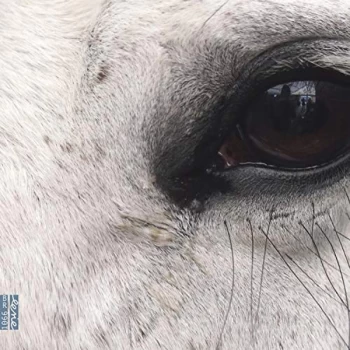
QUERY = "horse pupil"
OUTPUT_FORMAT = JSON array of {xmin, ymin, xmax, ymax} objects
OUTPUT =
[
  {"xmin": 259, "ymin": 82, "xmax": 329, "ymax": 135},
  {"xmin": 217, "ymin": 80, "xmax": 350, "ymax": 169}
]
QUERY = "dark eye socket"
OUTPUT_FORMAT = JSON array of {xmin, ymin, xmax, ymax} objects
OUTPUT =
[{"xmin": 218, "ymin": 80, "xmax": 350, "ymax": 170}]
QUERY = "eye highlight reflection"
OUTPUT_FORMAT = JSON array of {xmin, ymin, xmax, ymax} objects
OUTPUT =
[{"xmin": 218, "ymin": 81, "xmax": 350, "ymax": 169}]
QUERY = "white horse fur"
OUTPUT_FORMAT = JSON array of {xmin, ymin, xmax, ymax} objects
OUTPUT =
[{"xmin": 1, "ymin": 0, "xmax": 350, "ymax": 349}]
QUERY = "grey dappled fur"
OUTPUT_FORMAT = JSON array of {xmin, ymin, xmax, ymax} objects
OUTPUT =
[{"xmin": 2, "ymin": 0, "xmax": 350, "ymax": 349}]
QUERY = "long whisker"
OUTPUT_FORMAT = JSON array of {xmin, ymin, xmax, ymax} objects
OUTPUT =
[
  {"xmin": 200, "ymin": 0, "xmax": 229, "ymax": 30},
  {"xmin": 286, "ymin": 254, "xmax": 343, "ymax": 306},
  {"xmin": 255, "ymin": 209, "xmax": 274, "ymax": 325},
  {"xmin": 343, "ymin": 188, "xmax": 350, "ymax": 223},
  {"xmin": 216, "ymin": 220, "xmax": 235, "ymax": 350},
  {"xmin": 327, "ymin": 213, "xmax": 350, "ymax": 268},
  {"xmin": 282, "ymin": 225, "xmax": 350, "ymax": 277},
  {"xmin": 328, "ymin": 228, "xmax": 350, "ymax": 243},
  {"xmin": 299, "ymin": 221, "xmax": 347, "ymax": 307},
  {"xmin": 316, "ymin": 222, "xmax": 350, "ymax": 349},
  {"xmin": 259, "ymin": 228, "xmax": 349, "ymax": 348},
  {"xmin": 328, "ymin": 212, "xmax": 350, "ymax": 243}
]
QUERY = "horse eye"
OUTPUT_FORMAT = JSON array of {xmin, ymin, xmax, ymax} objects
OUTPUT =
[{"xmin": 218, "ymin": 81, "xmax": 350, "ymax": 169}]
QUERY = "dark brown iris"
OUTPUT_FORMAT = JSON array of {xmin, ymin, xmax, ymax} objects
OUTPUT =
[{"xmin": 219, "ymin": 81, "xmax": 350, "ymax": 169}]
